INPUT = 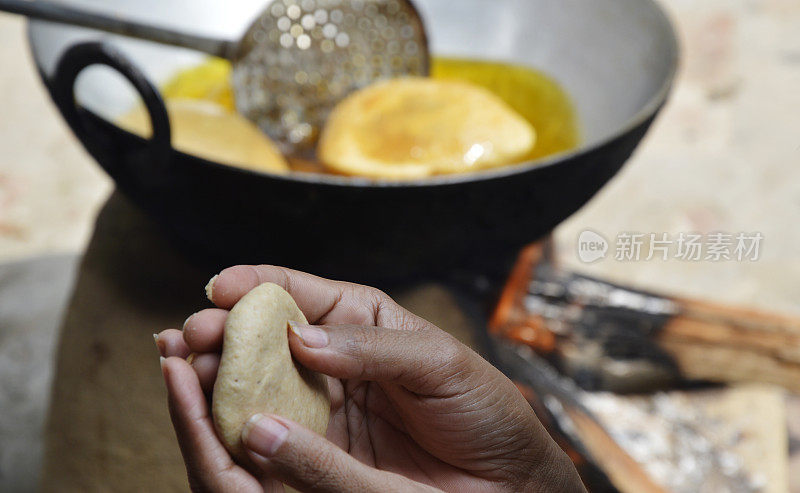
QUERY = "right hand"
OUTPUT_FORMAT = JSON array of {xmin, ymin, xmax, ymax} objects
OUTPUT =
[{"xmin": 157, "ymin": 265, "xmax": 584, "ymax": 492}]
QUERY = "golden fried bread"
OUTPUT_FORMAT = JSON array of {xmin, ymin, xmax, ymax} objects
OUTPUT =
[
  {"xmin": 119, "ymin": 99, "xmax": 289, "ymax": 174},
  {"xmin": 318, "ymin": 77, "xmax": 536, "ymax": 179}
]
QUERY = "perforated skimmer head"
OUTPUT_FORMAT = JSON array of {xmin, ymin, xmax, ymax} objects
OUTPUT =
[
  {"xmin": 232, "ymin": 0, "xmax": 429, "ymax": 155},
  {"xmin": 2, "ymin": 0, "xmax": 428, "ymax": 155}
]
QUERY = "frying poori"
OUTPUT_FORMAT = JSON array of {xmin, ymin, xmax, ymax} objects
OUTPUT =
[
  {"xmin": 318, "ymin": 77, "xmax": 536, "ymax": 179},
  {"xmin": 119, "ymin": 98, "xmax": 289, "ymax": 174},
  {"xmin": 118, "ymin": 57, "xmax": 579, "ymax": 180}
]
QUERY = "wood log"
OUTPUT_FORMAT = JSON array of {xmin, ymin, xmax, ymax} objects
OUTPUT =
[{"xmin": 491, "ymin": 242, "xmax": 800, "ymax": 393}]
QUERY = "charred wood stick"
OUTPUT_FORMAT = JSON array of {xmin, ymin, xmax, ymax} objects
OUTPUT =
[
  {"xmin": 490, "ymin": 242, "xmax": 800, "ymax": 393},
  {"xmin": 493, "ymin": 340, "xmax": 666, "ymax": 493}
]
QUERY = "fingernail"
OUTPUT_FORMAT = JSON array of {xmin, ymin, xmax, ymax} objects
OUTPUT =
[
  {"xmin": 242, "ymin": 414, "xmax": 289, "ymax": 457},
  {"xmin": 159, "ymin": 356, "xmax": 166, "ymax": 371},
  {"xmin": 205, "ymin": 275, "xmax": 218, "ymax": 302},
  {"xmin": 154, "ymin": 334, "xmax": 164, "ymax": 355},
  {"xmin": 288, "ymin": 321, "xmax": 329, "ymax": 348}
]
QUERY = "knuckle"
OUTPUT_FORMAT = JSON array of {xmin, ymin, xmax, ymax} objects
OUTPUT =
[
  {"xmin": 350, "ymin": 327, "xmax": 386, "ymax": 376},
  {"xmin": 364, "ymin": 284, "xmax": 391, "ymax": 303},
  {"xmin": 270, "ymin": 266, "xmax": 294, "ymax": 291},
  {"xmin": 295, "ymin": 448, "xmax": 340, "ymax": 491},
  {"xmin": 335, "ymin": 326, "xmax": 370, "ymax": 375},
  {"xmin": 428, "ymin": 329, "xmax": 466, "ymax": 367},
  {"xmin": 424, "ymin": 330, "xmax": 478, "ymax": 389},
  {"xmin": 363, "ymin": 286, "xmax": 394, "ymax": 324},
  {"xmin": 343, "ymin": 325, "xmax": 374, "ymax": 356}
]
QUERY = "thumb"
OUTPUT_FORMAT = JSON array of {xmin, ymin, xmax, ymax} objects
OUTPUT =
[
  {"xmin": 241, "ymin": 414, "xmax": 438, "ymax": 493},
  {"xmin": 288, "ymin": 322, "xmax": 480, "ymax": 396}
]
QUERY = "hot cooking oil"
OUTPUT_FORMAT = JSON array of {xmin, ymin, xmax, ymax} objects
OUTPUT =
[
  {"xmin": 431, "ymin": 57, "xmax": 580, "ymax": 161},
  {"xmin": 155, "ymin": 56, "xmax": 580, "ymax": 173}
]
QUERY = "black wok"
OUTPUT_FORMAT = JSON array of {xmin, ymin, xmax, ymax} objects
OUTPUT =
[{"xmin": 27, "ymin": 0, "xmax": 678, "ymax": 283}]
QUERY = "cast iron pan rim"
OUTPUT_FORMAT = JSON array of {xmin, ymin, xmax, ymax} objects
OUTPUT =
[{"xmin": 26, "ymin": 0, "xmax": 679, "ymax": 190}]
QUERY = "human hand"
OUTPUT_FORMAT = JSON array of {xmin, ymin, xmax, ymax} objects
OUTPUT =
[{"xmin": 156, "ymin": 265, "xmax": 584, "ymax": 492}]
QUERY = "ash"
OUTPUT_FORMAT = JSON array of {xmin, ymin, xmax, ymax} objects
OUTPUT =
[{"xmin": 578, "ymin": 392, "xmax": 766, "ymax": 493}]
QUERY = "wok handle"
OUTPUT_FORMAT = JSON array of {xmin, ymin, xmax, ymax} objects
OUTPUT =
[{"xmin": 52, "ymin": 41, "xmax": 172, "ymax": 183}]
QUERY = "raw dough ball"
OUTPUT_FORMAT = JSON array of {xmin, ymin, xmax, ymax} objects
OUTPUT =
[
  {"xmin": 318, "ymin": 77, "xmax": 536, "ymax": 179},
  {"xmin": 212, "ymin": 283, "xmax": 330, "ymax": 464}
]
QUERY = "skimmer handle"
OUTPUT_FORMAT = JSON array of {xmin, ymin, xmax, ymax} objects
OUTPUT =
[{"xmin": 0, "ymin": 0, "xmax": 236, "ymax": 58}]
